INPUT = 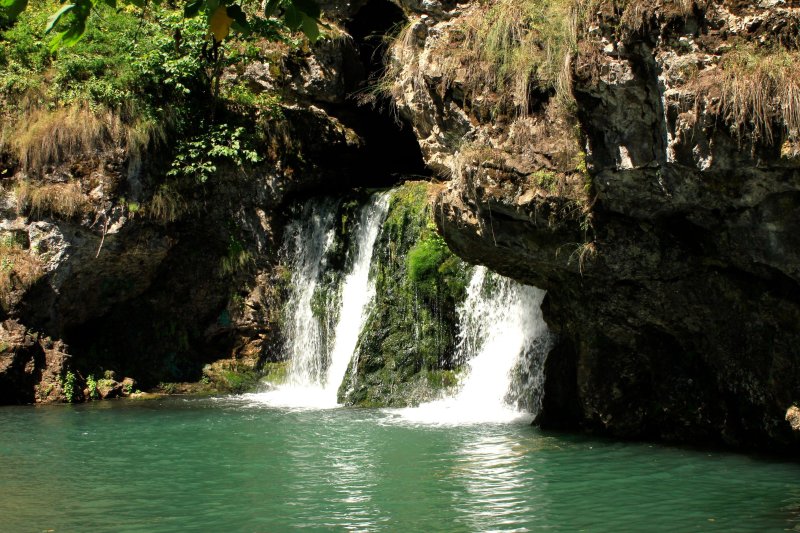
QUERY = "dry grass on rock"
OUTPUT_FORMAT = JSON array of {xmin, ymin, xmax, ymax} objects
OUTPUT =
[
  {"xmin": 0, "ymin": 233, "xmax": 43, "ymax": 311},
  {"xmin": 15, "ymin": 180, "xmax": 91, "ymax": 219},
  {"xmin": 1, "ymin": 104, "xmax": 164, "ymax": 174},
  {"xmin": 691, "ymin": 44, "xmax": 800, "ymax": 150}
]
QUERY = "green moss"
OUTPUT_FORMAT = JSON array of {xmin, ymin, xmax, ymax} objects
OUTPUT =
[
  {"xmin": 218, "ymin": 370, "xmax": 260, "ymax": 394},
  {"xmin": 345, "ymin": 370, "xmax": 463, "ymax": 408},
  {"xmin": 339, "ymin": 182, "xmax": 471, "ymax": 407},
  {"xmin": 262, "ymin": 361, "xmax": 290, "ymax": 385},
  {"xmin": 426, "ymin": 369, "xmax": 463, "ymax": 391},
  {"xmin": 407, "ymin": 228, "xmax": 449, "ymax": 295}
]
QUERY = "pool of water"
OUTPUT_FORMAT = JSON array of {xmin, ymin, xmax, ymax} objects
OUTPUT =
[{"xmin": 1, "ymin": 397, "xmax": 799, "ymax": 532}]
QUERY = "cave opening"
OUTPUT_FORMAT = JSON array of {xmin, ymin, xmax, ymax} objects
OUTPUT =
[
  {"xmin": 346, "ymin": 0, "xmax": 405, "ymax": 83},
  {"xmin": 333, "ymin": 0, "xmax": 429, "ymax": 186}
]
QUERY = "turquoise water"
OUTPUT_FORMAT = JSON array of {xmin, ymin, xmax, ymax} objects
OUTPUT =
[{"xmin": 1, "ymin": 397, "xmax": 799, "ymax": 532}]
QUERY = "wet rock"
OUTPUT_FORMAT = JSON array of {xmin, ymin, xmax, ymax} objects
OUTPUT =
[
  {"xmin": 0, "ymin": 319, "xmax": 43, "ymax": 404},
  {"xmin": 97, "ymin": 379, "xmax": 123, "ymax": 399},
  {"xmin": 120, "ymin": 377, "xmax": 136, "ymax": 395},
  {"xmin": 0, "ymin": 320, "xmax": 70, "ymax": 404},
  {"xmin": 787, "ymin": 406, "xmax": 800, "ymax": 432},
  {"xmin": 385, "ymin": 0, "xmax": 800, "ymax": 451}
]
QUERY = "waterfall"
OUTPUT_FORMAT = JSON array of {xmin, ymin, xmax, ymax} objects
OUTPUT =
[
  {"xmin": 283, "ymin": 199, "xmax": 338, "ymax": 386},
  {"xmin": 396, "ymin": 266, "xmax": 551, "ymax": 424},
  {"xmin": 321, "ymin": 193, "xmax": 390, "ymax": 400},
  {"xmin": 251, "ymin": 193, "xmax": 390, "ymax": 408},
  {"xmin": 245, "ymin": 185, "xmax": 550, "ymax": 423}
]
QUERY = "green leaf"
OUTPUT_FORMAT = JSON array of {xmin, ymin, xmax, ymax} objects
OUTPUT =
[
  {"xmin": 290, "ymin": 0, "xmax": 319, "ymax": 20},
  {"xmin": 50, "ymin": 19, "xmax": 85, "ymax": 51},
  {"xmin": 0, "ymin": 0, "xmax": 28, "ymax": 20},
  {"xmin": 48, "ymin": 0, "xmax": 90, "ymax": 50},
  {"xmin": 100, "ymin": 0, "xmax": 116, "ymax": 8},
  {"xmin": 231, "ymin": 19, "xmax": 251, "ymax": 36},
  {"xmin": 183, "ymin": 0, "xmax": 203, "ymax": 18},
  {"xmin": 263, "ymin": 0, "xmax": 280, "ymax": 17},
  {"xmin": 45, "ymin": 3, "xmax": 75, "ymax": 34},
  {"xmin": 225, "ymin": 4, "xmax": 247, "ymax": 25},
  {"xmin": 283, "ymin": 3, "xmax": 301, "ymax": 30},
  {"xmin": 300, "ymin": 13, "xmax": 319, "ymax": 42}
]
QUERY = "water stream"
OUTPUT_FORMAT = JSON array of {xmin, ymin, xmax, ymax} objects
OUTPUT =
[
  {"xmin": 321, "ymin": 193, "xmax": 390, "ymax": 402},
  {"xmin": 397, "ymin": 266, "xmax": 551, "ymax": 425},
  {"xmin": 251, "ymin": 189, "xmax": 551, "ymax": 422},
  {"xmin": 282, "ymin": 198, "xmax": 338, "ymax": 387},
  {"xmin": 253, "ymin": 193, "xmax": 390, "ymax": 408}
]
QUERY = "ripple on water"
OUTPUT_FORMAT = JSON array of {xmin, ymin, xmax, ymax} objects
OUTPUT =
[{"xmin": 1, "ymin": 400, "xmax": 800, "ymax": 532}]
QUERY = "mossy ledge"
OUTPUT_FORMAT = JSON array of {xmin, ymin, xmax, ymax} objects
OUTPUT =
[{"xmin": 339, "ymin": 182, "xmax": 470, "ymax": 407}]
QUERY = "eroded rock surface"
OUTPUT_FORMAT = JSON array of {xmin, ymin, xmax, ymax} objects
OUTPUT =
[
  {"xmin": 0, "ymin": 0, "xmax": 421, "ymax": 401},
  {"xmin": 386, "ymin": 0, "xmax": 800, "ymax": 450},
  {"xmin": 0, "ymin": 319, "xmax": 70, "ymax": 403}
]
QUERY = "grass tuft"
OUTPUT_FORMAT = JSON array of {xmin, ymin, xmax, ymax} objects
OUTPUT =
[
  {"xmin": 691, "ymin": 44, "xmax": 800, "ymax": 148},
  {"xmin": 2, "ymin": 104, "xmax": 164, "ymax": 173},
  {"xmin": 718, "ymin": 46, "xmax": 800, "ymax": 147},
  {"xmin": 147, "ymin": 183, "xmax": 187, "ymax": 223},
  {"xmin": 15, "ymin": 180, "xmax": 90, "ymax": 219},
  {"xmin": 0, "ymin": 232, "xmax": 43, "ymax": 310}
]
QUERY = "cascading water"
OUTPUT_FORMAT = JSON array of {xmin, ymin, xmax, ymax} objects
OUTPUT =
[
  {"xmin": 397, "ymin": 266, "xmax": 551, "ymax": 424},
  {"xmin": 321, "ymin": 193, "xmax": 390, "ymax": 401},
  {"xmin": 282, "ymin": 199, "xmax": 338, "ymax": 387},
  {"xmin": 251, "ymin": 193, "xmax": 390, "ymax": 408},
  {"xmin": 246, "ymin": 184, "xmax": 550, "ymax": 422}
]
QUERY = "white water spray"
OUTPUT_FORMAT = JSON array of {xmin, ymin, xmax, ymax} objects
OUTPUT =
[
  {"xmin": 396, "ymin": 266, "xmax": 550, "ymax": 424},
  {"xmin": 283, "ymin": 199, "xmax": 338, "ymax": 386},
  {"xmin": 321, "ymin": 193, "xmax": 390, "ymax": 401},
  {"xmin": 249, "ymin": 193, "xmax": 390, "ymax": 408}
]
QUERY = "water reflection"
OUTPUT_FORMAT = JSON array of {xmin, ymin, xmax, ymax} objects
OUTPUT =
[
  {"xmin": 449, "ymin": 432, "xmax": 544, "ymax": 532},
  {"xmin": 285, "ymin": 414, "xmax": 383, "ymax": 531}
]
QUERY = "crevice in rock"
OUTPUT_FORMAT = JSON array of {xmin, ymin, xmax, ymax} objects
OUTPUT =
[
  {"xmin": 346, "ymin": 0, "xmax": 404, "ymax": 86},
  {"xmin": 323, "ymin": 0, "xmax": 429, "ymax": 187}
]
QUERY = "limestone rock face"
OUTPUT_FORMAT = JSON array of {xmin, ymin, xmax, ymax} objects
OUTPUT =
[
  {"xmin": 0, "ymin": 320, "xmax": 70, "ymax": 404},
  {"xmin": 19, "ymin": 218, "xmax": 173, "ymax": 334},
  {"xmin": 387, "ymin": 0, "xmax": 800, "ymax": 450},
  {"xmin": 0, "ymin": 4, "xmax": 414, "ymax": 401},
  {"xmin": 787, "ymin": 406, "xmax": 800, "ymax": 432}
]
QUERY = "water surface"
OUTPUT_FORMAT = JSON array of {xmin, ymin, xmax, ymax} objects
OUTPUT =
[{"xmin": 1, "ymin": 398, "xmax": 799, "ymax": 532}]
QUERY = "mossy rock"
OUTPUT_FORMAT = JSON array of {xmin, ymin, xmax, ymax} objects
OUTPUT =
[
  {"xmin": 338, "ymin": 182, "xmax": 471, "ymax": 406},
  {"xmin": 262, "ymin": 361, "xmax": 290, "ymax": 386}
]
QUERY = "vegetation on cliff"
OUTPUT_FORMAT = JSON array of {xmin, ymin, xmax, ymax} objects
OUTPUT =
[
  {"xmin": 0, "ymin": 0, "xmax": 343, "ymax": 401},
  {"xmin": 340, "ymin": 182, "xmax": 469, "ymax": 407}
]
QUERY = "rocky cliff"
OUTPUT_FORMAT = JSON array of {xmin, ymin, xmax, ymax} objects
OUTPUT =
[
  {"xmin": 2, "ymin": 0, "xmax": 798, "ymax": 453},
  {"xmin": 384, "ymin": 0, "xmax": 800, "ymax": 451},
  {"xmin": 0, "ymin": 0, "xmax": 423, "ymax": 401}
]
